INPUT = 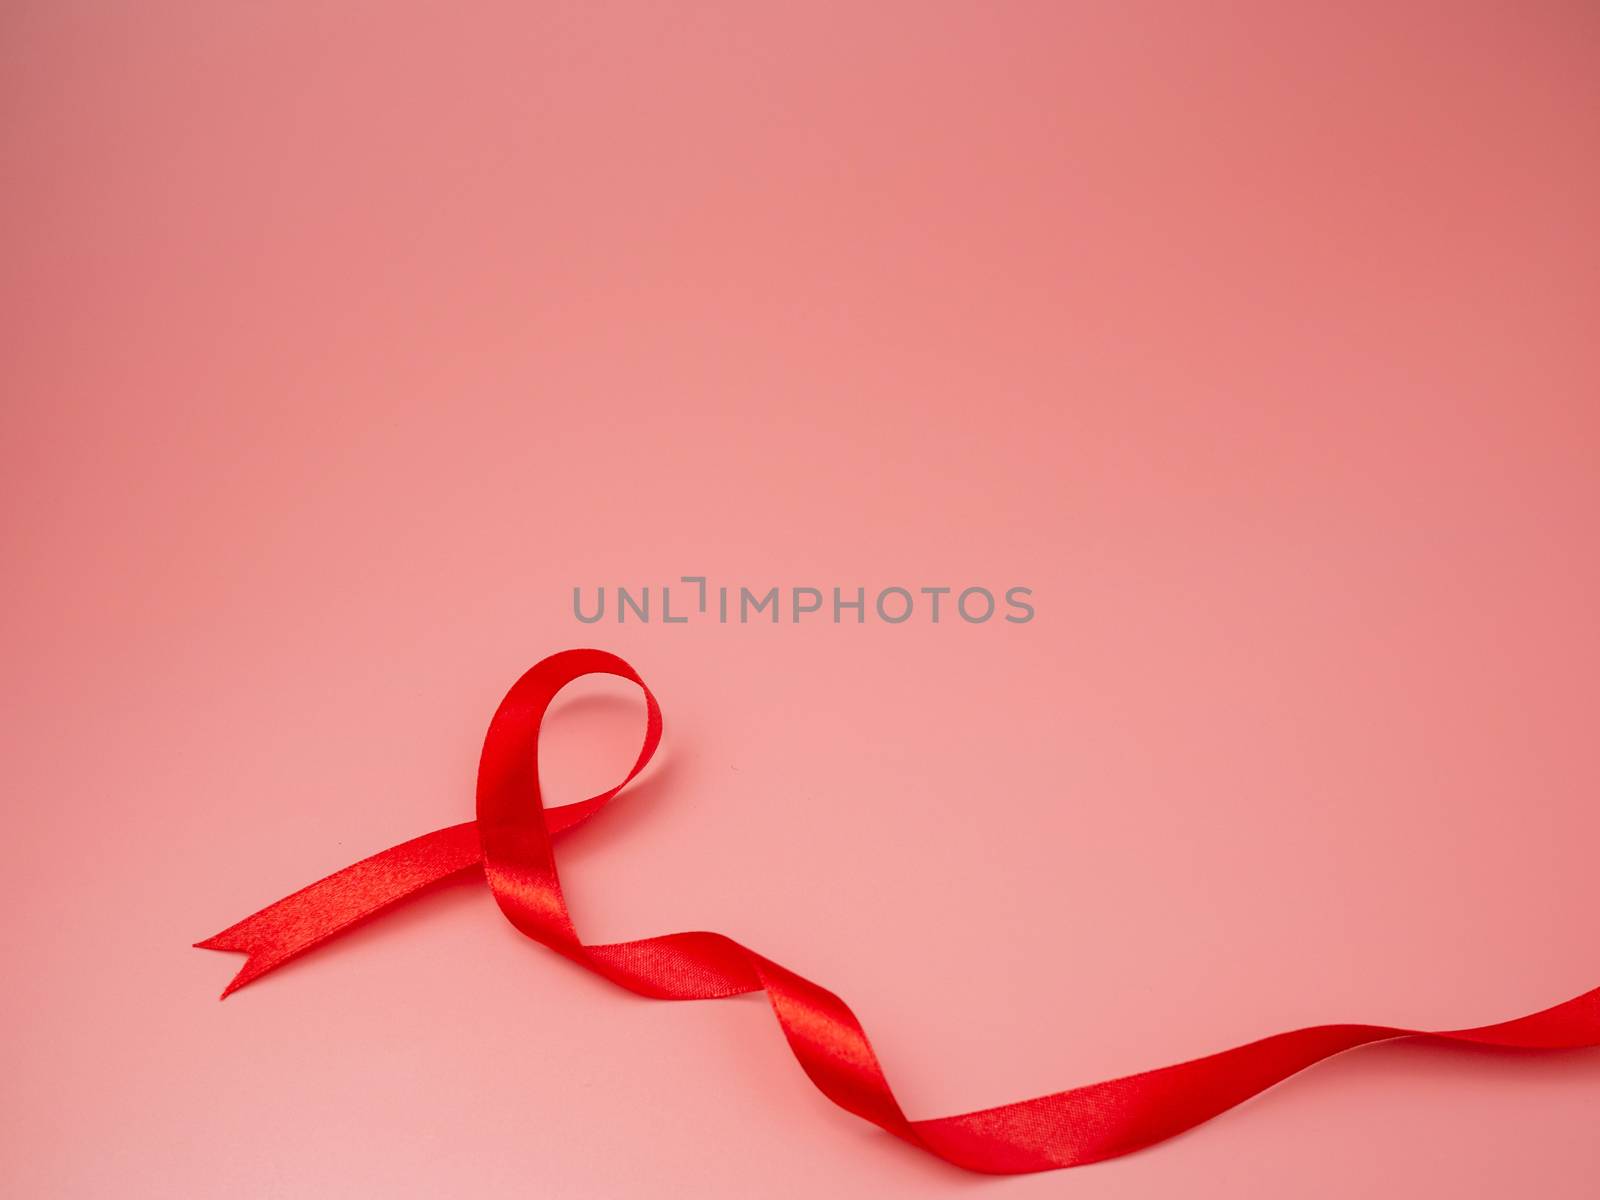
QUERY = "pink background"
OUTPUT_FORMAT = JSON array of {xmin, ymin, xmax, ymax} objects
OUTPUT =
[{"xmin": 5, "ymin": 2, "xmax": 1599, "ymax": 1196}]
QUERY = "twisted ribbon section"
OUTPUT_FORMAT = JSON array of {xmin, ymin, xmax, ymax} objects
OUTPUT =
[{"xmin": 199, "ymin": 649, "xmax": 1600, "ymax": 1173}]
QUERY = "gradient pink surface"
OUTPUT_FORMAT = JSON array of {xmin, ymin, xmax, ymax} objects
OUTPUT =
[{"xmin": 4, "ymin": 3, "xmax": 1599, "ymax": 1196}]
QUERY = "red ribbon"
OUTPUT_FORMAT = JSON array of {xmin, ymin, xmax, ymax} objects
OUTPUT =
[{"xmin": 199, "ymin": 649, "xmax": 1600, "ymax": 1173}]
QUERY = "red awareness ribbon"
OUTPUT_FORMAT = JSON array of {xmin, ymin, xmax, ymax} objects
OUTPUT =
[{"xmin": 198, "ymin": 649, "xmax": 1600, "ymax": 1173}]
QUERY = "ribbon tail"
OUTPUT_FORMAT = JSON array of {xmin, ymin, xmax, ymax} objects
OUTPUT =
[{"xmin": 195, "ymin": 821, "xmax": 485, "ymax": 998}]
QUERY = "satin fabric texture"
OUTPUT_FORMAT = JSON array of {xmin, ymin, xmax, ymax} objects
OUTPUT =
[{"xmin": 198, "ymin": 649, "xmax": 1600, "ymax": 1173}]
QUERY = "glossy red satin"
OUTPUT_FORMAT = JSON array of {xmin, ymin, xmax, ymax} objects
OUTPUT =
[{"xmin": 198, "ymin": 649, "xmax": 1600, "ymax": 1173}]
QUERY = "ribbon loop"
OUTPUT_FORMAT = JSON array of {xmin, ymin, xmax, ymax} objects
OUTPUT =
[{"xmin": 476, "ymin": 648, "xmax": 661, "ymax": 953}]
